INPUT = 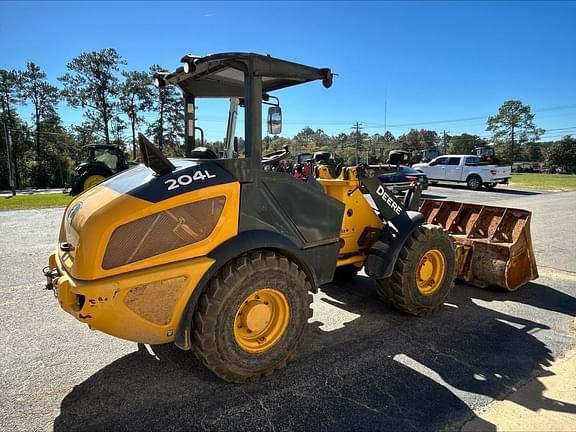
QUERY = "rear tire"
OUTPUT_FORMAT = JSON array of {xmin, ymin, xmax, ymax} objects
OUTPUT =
[
  {"xmin": 484, "ymin": 182, "xmax": 497, "ymax": 189},
  {"xmin": 467, "ymin": 175, "xmax": 482, "ymax": 191},
  {"xmin": 376, "ymin": 224, "xmax": 456, "ymax": 316},
  {"xmin": 70, "ymin": 169, "xmax": 109, "ymax": 196},
  {"xmin": 192, "ymin": 251, "xmax": 312, "ymax": 383}
]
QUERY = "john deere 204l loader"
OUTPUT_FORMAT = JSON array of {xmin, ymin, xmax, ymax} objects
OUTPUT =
[{"xmin": 44, "ymin": 53, "xmax": 537, "ymax": 382}]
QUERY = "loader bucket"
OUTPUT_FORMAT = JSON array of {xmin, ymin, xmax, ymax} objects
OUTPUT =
[{"xmin": 418, "ymin": 200, "xmax": 538, "ymax": 291}]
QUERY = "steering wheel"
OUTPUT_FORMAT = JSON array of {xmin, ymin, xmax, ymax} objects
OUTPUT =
[{"xmin": 261, "ymin": 145, "xmax": 290, "ymax": 165}]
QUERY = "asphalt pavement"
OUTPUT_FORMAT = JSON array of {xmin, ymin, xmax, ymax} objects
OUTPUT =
[{"xmin": 0, "ymin": 185, "xmax": 575, "ymax": 431}]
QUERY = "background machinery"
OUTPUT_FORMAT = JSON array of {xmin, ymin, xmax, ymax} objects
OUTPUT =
[
  {"xmin": 70, "ymin": 144, "xmax": 130, "ymax": 196},
  {"xmin": 44, "ymin": 53, "xmax": 537, "ymax": 383}
]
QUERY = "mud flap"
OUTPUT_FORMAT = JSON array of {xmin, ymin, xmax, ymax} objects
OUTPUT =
[
  {"xmin": 365, "ymin": 211, "xmax": 425, "ymax": 279},
  {"xmin": 418, "ymin": 200, "xmax": 538, "ymax": 291}
]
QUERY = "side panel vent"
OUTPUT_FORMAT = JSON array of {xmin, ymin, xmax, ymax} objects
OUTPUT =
[{"xmin": 103, "ymin": 196, "xmax": 225, "ymax": 269}]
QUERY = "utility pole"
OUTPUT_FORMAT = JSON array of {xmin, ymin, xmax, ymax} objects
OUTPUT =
[
  {"xmin": 383, "ymin": 89, "xmax": 387, "ymax": 161},
  {"xmin": 352, "ymin": 121, "xmax": 363, "ymax": 165},
  {"xmin": 384, "ymin": 88, "xmax": 387, "ymax": 137},
  {"xmin": 510, "ymin": 126, "xmax": 515, "ymax": 170},
  {"xmin": 442, "ymin": 130, "xmax": 449, "ymax": 155},
  {"xmin": 2, "ymin": 122, "xmax": 16, "ymax": 196}
]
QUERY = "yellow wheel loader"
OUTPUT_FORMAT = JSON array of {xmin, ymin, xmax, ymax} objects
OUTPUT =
[{"xmin": 44, "ymin": 53, "xmax": 537, "ymax": 383}]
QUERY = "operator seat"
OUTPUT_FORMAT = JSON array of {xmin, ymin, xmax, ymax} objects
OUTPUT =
[{"xmin": 191, "ymin": 146, "xmax": 218, "ymax": 159}]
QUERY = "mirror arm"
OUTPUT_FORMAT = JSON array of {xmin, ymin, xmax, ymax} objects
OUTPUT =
[{"xmin": 262, "ymin": 95, "xmax": 280, "ymax": 107}]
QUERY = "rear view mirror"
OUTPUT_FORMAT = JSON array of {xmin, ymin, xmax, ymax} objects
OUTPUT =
[{"xmin": 267, "ymin": 106, "xmax": 282, "ymax": 135}]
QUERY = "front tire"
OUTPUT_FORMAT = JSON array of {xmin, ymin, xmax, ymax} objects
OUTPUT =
[
  {"xmin": 376, "ymin": 225, "xmax": 456, "ymax": 316},
  {"xmin": 192, "ymin": 251, "xmax": 312, "ymax": 383}
]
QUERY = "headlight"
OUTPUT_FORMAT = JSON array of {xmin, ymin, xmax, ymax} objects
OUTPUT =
[
  {"xmin": 102, "ymin": 196, "xmax": 226, "ymax": 269},
  {"xmin": 65, "ymin": 202, "xmax": 83, "ymax": 241}
]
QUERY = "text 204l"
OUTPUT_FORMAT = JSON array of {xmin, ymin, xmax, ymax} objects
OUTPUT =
[{"xmin": 165, "ymin": 170, "xmax": 216, "ymax": 190}]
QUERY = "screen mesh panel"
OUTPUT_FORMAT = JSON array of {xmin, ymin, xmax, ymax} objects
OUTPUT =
[{"xmin": 103, "ymin": 196, "xmax": 225, "ymax": 269}]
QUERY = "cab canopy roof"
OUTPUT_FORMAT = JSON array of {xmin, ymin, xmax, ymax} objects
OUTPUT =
[{"xmin": 158, "ymin": 52, "xmax": 333, "ymax": 98}]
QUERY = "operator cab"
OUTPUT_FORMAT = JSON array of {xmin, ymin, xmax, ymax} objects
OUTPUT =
[
  {"xmin": 146, "ymin": 52, "xmax": 333, "ymax": 182},
  {"xmin": 83, "ymin": 145, "xmax": 127, "ymax": 172}
]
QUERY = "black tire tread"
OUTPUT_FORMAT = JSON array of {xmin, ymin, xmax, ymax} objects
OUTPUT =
[
  {"xmin": 70, "ymin": 168, "xmax": 109, "ymax": 196},
  {"xmin": 192, "ymin": 250, "xmax": 312, "ymax": 383},
  {"xmin": 467, "ymin": 174, "xmax": 483, "ymax": 191},
  {"xmin": 377, "ymin": 225, "xmax": 456, "ymax": 317}
]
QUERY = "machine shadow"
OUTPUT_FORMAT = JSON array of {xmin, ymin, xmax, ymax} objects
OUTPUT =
[
  {"xmin": 469, "ymin": 281, "xmax": 576, "ymax": 318},
  {"xmin": 54, "ymin": 277, "xmax": 571, "ymax": 431}
]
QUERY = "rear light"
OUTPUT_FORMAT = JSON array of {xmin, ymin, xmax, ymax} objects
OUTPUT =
[
  {"xmin": 405, "ymin": 175, "xmax": 417, "ymax": 181},
  {"xmin": 490, "ymin": 169, "xmax": 497, "ymax": 175}
]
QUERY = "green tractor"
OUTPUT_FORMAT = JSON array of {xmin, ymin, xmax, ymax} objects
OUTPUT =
[{"xmin": 70, "ymin": 144, "xmax": 130, "ymax": 196}]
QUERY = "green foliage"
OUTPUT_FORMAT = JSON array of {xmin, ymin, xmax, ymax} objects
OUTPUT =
[
  {"xmin": 448, "ymin": 133, "xmax": 486, "ymax": 154},
  {"xmin": 398, "ymin": 129, "xmax": 439, "ymax": 152},
  {"xmin": 17, "ymin": 62, "xmax": 61, "ymax": 184},
  {"xmin": 0, "ymin": 69, "xmax": 21, "ymax": 189},
  {"xmin": 120, "ymin": 70, "xmax": 153, "ymax": 158},
  {"xmin": 17, "ymin": 63, "xmax": 60, "ymax": 121},
  {"xmin": 2, "ymin": 53, "xmax": 572, "ymax": 194},
  {"xmin": 59, "ymin": 48, "xmax": 126, "ymax": 146},
  {"xmin": 546, "ymin": 136, "xmax": 576, "ymax": 173},
  {"xmin": 525, "ymin": 142, "xmax": 543, "ymax": 162},
  {"xmin": 486, "ymin": 100, "xmax": 545, "ymax": 165},
  {"xmin": 0, "ymin": 69, "xmax": 20, "ymax": 116},
  {"xmin": 147, "ymin": 64, "xmax": 184, "ymax": 156}
]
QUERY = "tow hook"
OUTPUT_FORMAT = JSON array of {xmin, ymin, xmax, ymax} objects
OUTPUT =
[{"xmin": 43, "ymin": 266, "xmax": 59, "ymax": 291}]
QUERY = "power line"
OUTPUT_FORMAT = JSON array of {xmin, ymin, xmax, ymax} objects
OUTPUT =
[
  {"xmin": 352, "ymin": 121, "xmax": 363, "ymax": 165},
  {"xmin": 7, "ymin": 127, "xmax": 71, "ymax": 137}
]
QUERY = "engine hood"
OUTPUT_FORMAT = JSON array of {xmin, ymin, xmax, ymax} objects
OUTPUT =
[
  {"xmin": 104, "ymin": 160, "xmax": 236, "ymax": 203},
  {"xmin": 58, "ymin": 159, "xmax": 240, "ymax": 281}
]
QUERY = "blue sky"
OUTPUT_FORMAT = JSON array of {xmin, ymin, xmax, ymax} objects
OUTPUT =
[{"xmin": 1, "ymin": 1, "xmax": 575, "ymax": 142}]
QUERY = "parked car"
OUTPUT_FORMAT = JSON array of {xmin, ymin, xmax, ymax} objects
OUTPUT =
[
  {"xmin": 413, "ymin": 155, "xmax": 511, "ymax": 190},
  {"xmin": 377, "ymin": 164, "xmax": 429, "ymax": 193}
]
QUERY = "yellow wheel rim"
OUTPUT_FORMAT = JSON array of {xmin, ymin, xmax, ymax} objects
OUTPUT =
[
  {"xmin": 233, "ymin": 288, "xmax": 290, "ymax": 353},
  {"xmin": 83, "ymin": 174, "xmax": 106, "ymax": 190},
  {"xmin": 417, "ymin": 249, "xmax": 446, "ymax": 295}
]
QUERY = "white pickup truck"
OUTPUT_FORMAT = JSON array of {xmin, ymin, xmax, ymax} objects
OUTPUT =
[{"xmin": 413, "ymin": 155, "xmax": 511, "ymax": 190}]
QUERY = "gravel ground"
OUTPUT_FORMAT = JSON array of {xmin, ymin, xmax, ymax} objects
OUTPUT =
[{"xmin": 0, "ymin": 187, "xmax": 575, "ymax": 431}]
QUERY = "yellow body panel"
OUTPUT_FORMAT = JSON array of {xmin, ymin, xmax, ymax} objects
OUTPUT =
[
  {"xmin": 59, "ymin": 181, "xmax": 240, "ymax": 280},
  {"xmin": 51, "ymin": 249, "xmax": 215, "ymax": 344},
  {"xmin": 317, "ymin": 166, "xmax": 384, "ymax": 267},
  {"xmin": 48, "ymin": 180, "xmax": 241, "ymax": 344}
]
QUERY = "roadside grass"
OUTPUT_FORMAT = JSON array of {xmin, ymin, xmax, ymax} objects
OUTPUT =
[
  {"xmin": 1, "ymin": 173, "xmax": 574, "ymax": 211},
  {"xmin": 510, "ymin": 173, "xmax": 576, "ymax": 191},
  {"xmin": 0, "ymin": 193, "xmax": 72, "ymax": 211}
]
